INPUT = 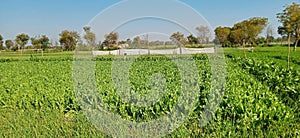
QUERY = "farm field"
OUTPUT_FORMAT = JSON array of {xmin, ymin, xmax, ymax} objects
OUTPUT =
[
  {"xmin": 0, "ymin": 46, "xmax": 299, "ymax": 137},
  {"xmin": 224, "ymin": 46, "xmax": 300, "ymax": 70}
]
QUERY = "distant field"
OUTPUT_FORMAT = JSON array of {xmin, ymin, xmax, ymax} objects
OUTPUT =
[
  {"xmin": 224, "ymin": 46, "xmax": 300, "ymax": 70},
  {"xmin": 0, "ymin": 46, "xmax": 299, "ymax": 137},
  {"xmin": 0, "ymin": 50, "xmax": 74, "ymax": 59}
]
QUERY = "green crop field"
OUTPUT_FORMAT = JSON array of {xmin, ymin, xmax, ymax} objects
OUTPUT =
[{"xmin": 0, "ymin": 46, "xmax": 299, "ymax": 137}]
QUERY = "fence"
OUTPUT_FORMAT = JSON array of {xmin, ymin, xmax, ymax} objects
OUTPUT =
[{"xmin": 92, "ymin": 47, "xmax": 215, "ymax": 56}]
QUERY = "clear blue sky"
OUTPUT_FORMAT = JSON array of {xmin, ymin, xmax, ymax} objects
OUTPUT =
[{"xmin": 0, "ymin": 0, "xmax": 297, "ymax": 42}]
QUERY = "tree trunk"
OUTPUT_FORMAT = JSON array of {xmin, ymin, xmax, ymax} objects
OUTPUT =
[
  {"xmin": 294, "ymin": 39, "xmax": 299, "ymax": 52},
  {"xmin": 18, "ymin": 46, "xmax": 20, "ymax": 57},
  {"xmin": 19, "ymin": 46, "xmax": 23, "ymax": 56},
  {"xmin": 243, "ymin": 40, "xmax": 247, "ymax": 58},
  {"xmin": 180, "ymin": 47, "xmax": 182, "ymax": 55},
  {"xmin": 288, "ymin": 34, "xmax": 291, "ymax": 69}
]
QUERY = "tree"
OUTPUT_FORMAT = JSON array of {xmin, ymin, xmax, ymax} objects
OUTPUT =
[
  {"xmin": 0, "ymin": 35, "xmax": 3, "ymax": 50},
  {"xmin": 170, "ymin": 32, "xmax": 186, "ymax": 46},
  {"xmin": 229, "ymin": 29, "xmax": 246, "ymax": 46},
  {"xmin": 97, "ymin": 41, "xmax": 103, "ymax": 50},
  {"xmin": 83, "ymin": 26, "xmax": 96, "ymax": 47},
  {"xmin": 233, "ymin": 17, "xmax": 268, "ymax": 45},
  {"xmin": 39, "ymin": 35, "xmax": 50, "ymax": 50},
  {"xmin": 266, "ymin": 25, "xmax": 274, "ymax": 45},
  {"xmin": 118, "ymin": 40, "xmax": 127, "ymax": 45},
  {"xmin": 5, "ymin": 40, "xmax": 14, "ymax": 50},
  {"xmin": 132, "ymin": 36, "xmax": 141, "ymax": 47},
  {"xmin": 31, "ymin": 35, "xmax": 50, "ymax": 50},
  {"xmin": 230, "ymin": 17, "xmax": 268, "ymax": 57},
  {"xmin": 15, "ymin": 33, "xmax": 30, "ymax": 55},
  {"xmin": 104, "ymin": 32, "xmax": 118, "ymax": 48},
  {"xmin": 187, "ymin": 34, "xmax": 199, "ymax": 46},
  {"xmin": 277, "ymin": 2, "xmax": 300, "ymax": 52},
  {"xmin": 141, "ymin": 34, "xmax": 149, "ymax": 46},
  {"xmin": 126, "ymin": 38, "xmax": 132, "ymax": 46},
  {"xmin": 230, "ymin": 26, "xmax": 248, "ymax": 57},
  {"xmin": 248, "ymin": 17, "xmax": 269, "ymax": 45},
  {"xmin": 31, "ymin": 37, "xmax": 40, "ymax": 49},
  {"xmin": 215, "ymin": 17, "xmax": 267, "ymax": 49},
  {"xmin": 255, "ymin": 37, "xmax": 267, "ymax": 46},
  {"xmin": 196, "ymin": 26, "xmax": 211, "ymax": 44},
  {"xmin": 214, "ymin": 27, "xmax": 231, "ymax": 47},
  {"xmin": 59, "ymin": 30, "xmax": 80, "ymax": 51}
]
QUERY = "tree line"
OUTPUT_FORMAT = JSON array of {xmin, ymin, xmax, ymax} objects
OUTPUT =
[
  {"xmin": 0, "ymin": 2, "xmax": 299, "ymax": 53},
  {"xmin": 215, "ymin": 2, "xmax": 300, "ymax": 50}
]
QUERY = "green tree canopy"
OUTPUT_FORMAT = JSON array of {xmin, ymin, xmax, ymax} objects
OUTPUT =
[
  {"xmin": 170, "ymin": 32, "xmax": 186, "ymax": 46},
  {"xmin": 5, "ymin": 40, "xmax": 14, "ymax": 50},
  {"xmin": 31, "ymin": 35, "xmax": 50, "ymax": 50},
  {"xmin": 132, "ymin": 36, "xmax": 141, "ymax": 47},
  {"xmin": 104, "ymin": 32, "xmax": 119, "ymax": 47},
  {"xmin": 187, "ymin": 34, "xmax": 199, "ymax": 46},
  {"xmin": 15, "ymin": 33, "xmax": 30, "ymax": 49},
  {"xmin": 232, "ymin": 17, "xmax": 268, "ymax": 46},
  {"xmin": 59, "ymin": 30, "xmax": 80, "ymax": 51},
  {"xmin": 277, "ymin": 2, "xmax": 300, "ymax": 51},
  {"xmin": 214, "ymin": 27, "xmax": 231, "ymax": 47},
  {"xmin": 214, "ymin": 17, "xmax": 267, "ymax": 48},
  {"xmin": 229, "ymin": 29, "xmax": 245, "ymax": 46},
  {"xmin": 0, "ymin": 34, "xmax": 3, "ymax": 50}
]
